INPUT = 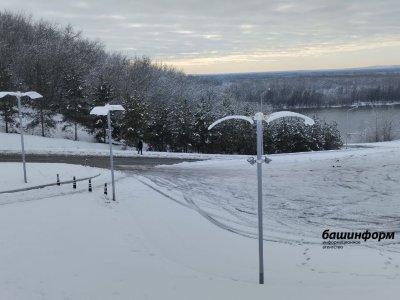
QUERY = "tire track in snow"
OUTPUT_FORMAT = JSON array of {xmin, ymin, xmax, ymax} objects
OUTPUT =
[{"xmin": 133, "ymin": 153, "xmax": 400, "ymax": 250}]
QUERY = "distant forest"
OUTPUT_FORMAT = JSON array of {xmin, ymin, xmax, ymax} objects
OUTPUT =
[
  {"xmin": 0, "ymin": 11, "xmax": 394, "ymax": 153},
  {"xmin": 199, "ymin": 68, "xmax": 400, "ymax": 108}
]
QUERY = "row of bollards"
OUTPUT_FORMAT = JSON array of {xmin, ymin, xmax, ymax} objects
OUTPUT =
[{"xmin": 56, "ymin": 174, "xmax": 109, "ymax": 195}]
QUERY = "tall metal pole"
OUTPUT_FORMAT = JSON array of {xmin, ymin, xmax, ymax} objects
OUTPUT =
[
  {"xmin": 255, "ymin": 113, "xmax": 264, "ymax": 284},
  {"xmin": 16, "ymin": 93, "xmax": 27, "ymax": 183},
  {"xmin": 107, "ymin": 111, "xmax": 116, "ymax": 201},
  {"xmin": 346, "ymin": 109, "xmax": 349, "ymax": 148},
  {"xmin": 208, "ymin": 109, "xmax": 313, "ymax": 285}
]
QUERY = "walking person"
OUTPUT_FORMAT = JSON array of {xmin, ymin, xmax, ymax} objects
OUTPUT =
[{"xmin": 137, "ymin": 140, "xmax": 143, "ymax": 155}]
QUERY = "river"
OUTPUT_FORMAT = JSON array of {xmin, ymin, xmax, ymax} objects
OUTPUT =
[{"xmin": 291, "ymin": 104, "xmax": 400, "ymax": 144}]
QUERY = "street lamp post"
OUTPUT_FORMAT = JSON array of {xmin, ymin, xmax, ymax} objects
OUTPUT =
[
  {"xmin": 0, "ymin": 91, "xmax": 43, "ymax": 183},
  {"xmin": 90, "ymin": 104, "xmax": 125, "ymax": 201},
  {"xmin": 208, "ymin": 110, "xmax": 314, "ymax": 284},
  {"xmin": 255, "ymin": 112, "xmax": 264, "ymax": 284}
]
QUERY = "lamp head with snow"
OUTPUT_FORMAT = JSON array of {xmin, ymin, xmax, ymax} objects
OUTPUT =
[
  {"xmin": 264, "ymin": 111, "xmax": 315, "ymax": 125},
  {"xmin": 208, "ymin": 115, "xmax": 254, "ymax": 130},
  {"xmin": 90, "ymin": 104, "xmax": 125, "ymax": 116},
  {"xmin": 0, "ymin": 91, "xmax": 43, "ymax": 99},
  {"xmin": 208, "ymin": 111, "xmax": 314, "ymax": 131},
  {"xmin": 90, "ymin": 106, "xmax": 109, "ymax": 116}
]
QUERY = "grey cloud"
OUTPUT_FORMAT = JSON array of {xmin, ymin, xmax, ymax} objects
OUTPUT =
[{"xmin": 2, "ymin": 0, "xmax": 400, "ymax": 68}]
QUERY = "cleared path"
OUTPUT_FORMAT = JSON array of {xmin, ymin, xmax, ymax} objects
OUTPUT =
[{"xmin": 0, "ymin": 154, "xmax": 200, "ymax": 171}]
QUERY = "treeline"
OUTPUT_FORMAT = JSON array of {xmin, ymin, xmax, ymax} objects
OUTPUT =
[
  {"xmin": 214, "ymin": 73, "xmax": 400, "ymax": 108},
  {"xmin": 0, "ymin": 11, "xmax": 342, "ymax": 154},
  {"xmin": 0, "ymin": 11, "xmax": 214, "ymax": 145}
]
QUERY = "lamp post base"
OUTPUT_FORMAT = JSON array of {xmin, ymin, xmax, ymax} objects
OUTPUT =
[{"xmin": 259, "ymin": 273, "xmax": 264, "ymax": 284}]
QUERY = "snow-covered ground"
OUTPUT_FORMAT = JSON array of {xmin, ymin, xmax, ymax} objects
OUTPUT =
[
  {"xmin": 147, "ymin": 142, "xmax": 400, "ymax": 251},
  {"xmin": 0, "ymin": 131, "xmax": 129, "ymax": 156},
  {"xmin": 0, "ymin": 113, "xmax": 96, "ymax": 143},
  {"xmin": 1, "ymin": 135, "xmax": 400, "ymax": 299},
  {"xmin": 0, "ymin": 132, "xmax": 237, "ymax": 159}
]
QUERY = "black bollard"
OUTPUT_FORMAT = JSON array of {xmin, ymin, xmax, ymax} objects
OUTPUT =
[
  {"xmin": 57, "ymin": 174, "xmax": 60, "ymax": 186},
  {"xmin": 73, "ymin": 176, "xmax": 76, "ymax": 189},
  {"xmin": 88, "ymin": 179, "xmax": 92, "ymax": 192},
  {"xmin": 104, "ymin": 183, "xmax": 108, "ymax": 195}
]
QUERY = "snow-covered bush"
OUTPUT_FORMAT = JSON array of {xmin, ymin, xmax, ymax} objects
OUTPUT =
[{"xmin": 264, "ymin": 119, "xmax": 343, "ymax": 154}]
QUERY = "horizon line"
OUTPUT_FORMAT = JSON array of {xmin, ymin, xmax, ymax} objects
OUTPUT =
[{"xmin": 187, "ymin": 64, "xmax": 400, "ymax": 76}]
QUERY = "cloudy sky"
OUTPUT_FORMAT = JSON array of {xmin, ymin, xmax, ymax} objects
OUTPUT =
[{"xmin": 2, "ymin": 0, "xmax": 400, "ymax": 74}]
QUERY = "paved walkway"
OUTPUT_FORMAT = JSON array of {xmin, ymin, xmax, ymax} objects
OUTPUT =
[{"xmin": 0, "ymin": 154, "xmax": 199, "ymax": 171}]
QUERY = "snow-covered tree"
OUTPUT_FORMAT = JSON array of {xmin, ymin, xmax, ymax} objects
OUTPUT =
[
  {"xmin": 171, "ymin": 98, "xmax": 193, "ymax": 152},
  {"xmin": 122, "ymin": 92, "xmax": 149, "ymax": 146},
  {"xmin": 265, "ymin": 118, "xmax": 342, "ymax": 154},
  {"xmin": 0, "ymin": 96, "xmax": 17, "ymax": 133},
  {"xmin": 146, "ymin": 102, "xmax": 173, "ymax": 151},
  {"xmin": 91, "ymin": 81, "xmax": 114, "ymax": 142},
  {"xmin": 0, "ymin": 68, "xmax": 17, "ymax": 133},
  {"xmin": 62, "ymin": 73, "xmax": 89, "ymax": 140},
  {"xmin": 192, "ymin": 96, "xmax": 214, "ymax": 153}
]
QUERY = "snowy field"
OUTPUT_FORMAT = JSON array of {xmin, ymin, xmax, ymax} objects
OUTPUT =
[
  {"xmin": 146, "ymin": 143, "xmax": 400, "ymax": 251},
  {"xmin": 1, "ymin": 134, "xmax": 400, "ymax": 299}
]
